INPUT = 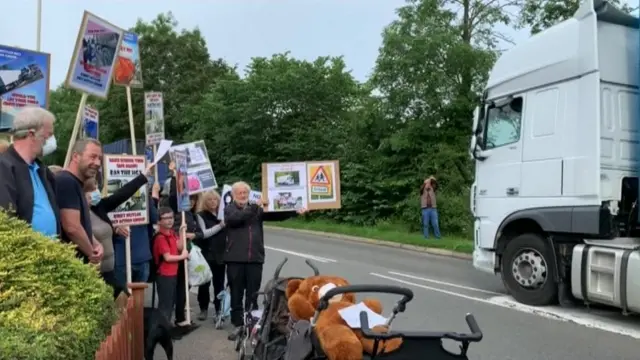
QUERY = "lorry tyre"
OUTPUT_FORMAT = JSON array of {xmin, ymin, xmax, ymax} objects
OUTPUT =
[{"xmin": 501, "ymin": 233, "xmax": 558, "ymax": 306}]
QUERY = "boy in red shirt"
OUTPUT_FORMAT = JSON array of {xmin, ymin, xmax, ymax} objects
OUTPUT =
[{"xmin": 153, "ymin": 207, "xmax": 189, "ymax": 322}]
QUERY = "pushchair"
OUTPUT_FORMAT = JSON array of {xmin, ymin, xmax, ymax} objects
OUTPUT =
[
  {"xmin": 285, "ymin": 284, "xmax": 483, "ymax": 360},
  {"xmin": 237, "ymin": 257, "xmax": 320, "ymax": 360}
]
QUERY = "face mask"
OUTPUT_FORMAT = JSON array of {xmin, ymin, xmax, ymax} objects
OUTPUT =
[
  {"xmin": 41, "ymin": 135, "xmax": 57, "ymax": 156},
  {"xmin": 89, "ymin": 190, "xmax": 101, "ymax": 206}
]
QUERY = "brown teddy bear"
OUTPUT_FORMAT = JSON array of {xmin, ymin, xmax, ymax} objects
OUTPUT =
[{"xmin": 286, "ymin": 275, "xmax": 402, "ymax": 360}]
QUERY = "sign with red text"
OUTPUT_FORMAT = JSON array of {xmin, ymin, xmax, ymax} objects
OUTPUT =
[{"xmin": 103, "ymin": 154, "xmax": 148, "ymax": 226}]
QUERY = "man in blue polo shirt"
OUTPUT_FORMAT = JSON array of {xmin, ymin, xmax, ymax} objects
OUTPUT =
[{"xmin": 0, "ymin": 107, "xmax": 59, "ymax": 238}]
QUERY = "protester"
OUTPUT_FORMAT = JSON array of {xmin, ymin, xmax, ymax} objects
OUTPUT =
[
  {"xmin": 0, "ymin": 139, "xmax": 9, "ymax": 153},
  {"xmin": 153, "ymin": 206, "xmax": 189, "ymax": 323},
  {"xmin": 0, "ymin": 107, "xmax": 59, "ymax": 238},
  {"xmin": 420, "ymin": 176, "xmax": 440, "ymax": 239},
  {"xmin": 84, "ymin": 162, "xmax": 155, "ymax": 289},
  {"xmin": 225, "ymin": 181, "xmax": 307, "ymax": 340},
  {"xmin": 113, "ymin": 182, "xmax": 161, "ymax": 285},
  {"xmin": 56, "ymin": 139, "xmax": 104, "ymax": 264},
  {"xmin": 48, "ymin": 165, "xmax": 63, "ymax": 174},
  {"xmin": 195, "ymin": 190, "xmax": 226, "ymax": 322}
]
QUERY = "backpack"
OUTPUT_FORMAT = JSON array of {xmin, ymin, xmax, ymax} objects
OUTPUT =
[{"xmin": 148, "ymin": 231, "xmax": 170, "ymax": 284}]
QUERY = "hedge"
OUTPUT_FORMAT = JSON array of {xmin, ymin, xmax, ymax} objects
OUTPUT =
[{"xmin": 0, "ymin": 211, "xmax": 117, "ymax": 360}]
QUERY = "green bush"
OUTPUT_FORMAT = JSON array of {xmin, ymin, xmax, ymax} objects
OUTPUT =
[{"xmin": 0, "ymin": 211, "xmax": 117, "ymax": 360}]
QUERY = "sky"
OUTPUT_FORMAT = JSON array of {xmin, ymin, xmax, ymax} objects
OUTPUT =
[{"xmin": 1, "ymin": 0, "xmax": 543, "ymax": 89}]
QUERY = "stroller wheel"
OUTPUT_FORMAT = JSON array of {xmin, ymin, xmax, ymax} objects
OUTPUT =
[
  {"xmin": 234, "ymin": 328, "xmax": 243, "ymax": 351},
  {"xmin": 237, "ymin": 345, "xmax": 246, "ymax": 360}
]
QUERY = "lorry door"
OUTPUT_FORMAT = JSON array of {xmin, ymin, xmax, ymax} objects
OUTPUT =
[{"xmin": 475, "ymin": 95, "xmax": 525, "ymax": 249}]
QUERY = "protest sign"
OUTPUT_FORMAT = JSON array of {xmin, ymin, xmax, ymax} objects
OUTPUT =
[
  {"xmin": 171, "ymin": 140, "xmax": 218, "ymax": 194},
  {"xmin": 144, "ymin": 92, "xmax": 164, "ymax": 145},
  {"xmin": 171, "ymin": 148, "xmax": 191, "ymax": 212},
  {"xmin": 0, "ymin": 45, "xmax": 50, "ymax": 131},
  {"xmin": 113, "ymin": 32, "xmax": 143, "ymax": 87},
  {"xmin": 81, "ymin": 104, "xmax": 99, "ymax": 139},
  {"xmin": 65, "ymin": 11, "xmax": 123, "ymax": 98},
  {"xmin": 261, "ymin": 160, "xmax": 341, "ymax": 211},
  {"xmin": 218, "ymin": 184, "xmax": 262, "ymax": 220},
  {"xmin": 103, "ymin": 155, "xmax": 149, "ymax": 226}
]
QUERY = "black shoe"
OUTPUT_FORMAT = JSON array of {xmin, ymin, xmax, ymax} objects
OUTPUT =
[{"xmin": 228, "ymin": 326, "xmax": 242, "ymax": 341}]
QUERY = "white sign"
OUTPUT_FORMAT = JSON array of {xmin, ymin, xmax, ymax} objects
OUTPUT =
[
  {"xmin": 103, "ymin": 154, "xmax": 149, "ymax": 226},
  {"xmin": 144, "ymin": 92, "xmax": 164, "ymax": 146},
  {"xmin": 171, "ymin": 140, "xmax": 218, "ymax": 194}
]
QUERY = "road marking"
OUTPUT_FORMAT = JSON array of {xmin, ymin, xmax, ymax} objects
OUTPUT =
[
  {"xmin": 266, "ymin": 246, "xmax": 338, "ymax": 263},
  {"xmin": 388, "ymin": 271, "xmax": 503, "ymax": 296},
  {"xmin": 370, "ymin": 272, "xmax": 640, "ymax": 340}
]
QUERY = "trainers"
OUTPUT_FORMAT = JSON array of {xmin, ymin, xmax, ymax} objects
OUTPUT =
[
  {"xmin": 198, "ymin": 310, "xmax": 208, "ymax": 321},
  {"xmin": 228, "ymin": 326, "xmax": 242, "ymax": 341}
]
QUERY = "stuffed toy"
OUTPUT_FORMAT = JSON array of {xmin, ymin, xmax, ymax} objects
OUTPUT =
[{"xmin": 286, "ymin": 275, "xmax": 402, "ymax": 360}]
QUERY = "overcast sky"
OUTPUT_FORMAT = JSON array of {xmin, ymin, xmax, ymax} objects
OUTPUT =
[{"xmin": 4, "ymin": 0, "xmax": 634, "ymax": 89}]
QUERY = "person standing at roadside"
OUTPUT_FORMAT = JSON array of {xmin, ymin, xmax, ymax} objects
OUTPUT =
[
  {"xmin": 420, "ymin": 176, "xmax": 441, "ymax": 239},
  {"xmin": 0, "ymin": 107, "xmax": 59, "ymax": 238},
  {"xmin": 195, "ymin": 190, "xmax": 226, "ymax": 322},
  {"xmin": 56, "ymin": 139, "xmax": 104, "ymax": 264}
]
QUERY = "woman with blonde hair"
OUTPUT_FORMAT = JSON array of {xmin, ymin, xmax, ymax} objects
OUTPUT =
[{"xmin": 195, "ymin": 190, "xmax": 226, "ymax": 322}]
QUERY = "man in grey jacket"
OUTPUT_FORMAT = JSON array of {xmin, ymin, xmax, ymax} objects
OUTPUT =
[{"xmin": 224, "ymin": 181, "xmax": 306, "ymax": 340}]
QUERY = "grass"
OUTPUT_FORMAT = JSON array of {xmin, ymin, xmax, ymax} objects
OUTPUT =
[{"xmin": 266, "ymin": 218, "xmax": 473, "ymax": 254}]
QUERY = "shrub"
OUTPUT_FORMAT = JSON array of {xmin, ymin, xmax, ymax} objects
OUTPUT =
[{"xmin": 0, "ymin": 210, "xmax": 117, "ymax": 360}]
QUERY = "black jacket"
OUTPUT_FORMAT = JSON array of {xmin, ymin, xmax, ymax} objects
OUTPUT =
[
  {"xmin": 195, "ymin": 210, "xmax": 226, "ymax": 265},
  {"xmin": 223, "ymin": 202, "xmax": 298, "ymax": 264},
  {"xmin": 173, "ymin": 209, "xmax": 204, "ymax": 245},
  {"xmin": 91, "ymin": 174, "xmax": 149, "ymax": 228},
  {"xmin": 0, "ymin": 145, "xmax": 60, "ymax": 235}
]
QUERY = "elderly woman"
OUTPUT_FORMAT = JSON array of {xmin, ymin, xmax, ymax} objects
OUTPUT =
[
  {"xmin": 194, "ymin": 190, "xmax": 226, "ymax": 322},
  {"xmin": 225, "ymin": 181, "xmax": 307, "ymax": 340},
  {"xmin": 83, "ymin": 163, "xmax": 154, "ymax": 292}
]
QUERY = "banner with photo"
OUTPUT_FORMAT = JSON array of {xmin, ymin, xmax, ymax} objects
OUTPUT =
[
  {"xmin": 170, "ymin": 148, "xmax": 190, "ymax": 212},
  {"xmin": 103, "ymin": 154, "xmax": 149, "ymax": 226},
  {"xmin": 0, "ymin": 45, "xmax": 51, "ymax": 131},
  {"xmin": 218, "ymin": 184, "xmax": 262, "ymax": 220},
  {"xmin": 144, "ymin": 91, "xmax": 164, "ymax": 145},
  {"xmin": 171, "ymin": 140, "xmax": 217, "ymax": 194},
  {"xmin": 261, "ymin": 160, "xmax": 341, "ymax": 212},
  {"xmin": 65, "ymin": 11, "xmax": 123, "ymax": 98},
  {"xmin": 81, "ymin": 104, "xmax": 99, "ymax": 139},
  {"xmin": 113, "ymin": 32, "xmax": 143, "ymax": 87}
]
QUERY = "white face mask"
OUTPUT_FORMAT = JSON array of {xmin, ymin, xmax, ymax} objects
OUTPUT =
[{"xmin": 41, "ymin": 135, "xmax": 57, "ymax": 156}]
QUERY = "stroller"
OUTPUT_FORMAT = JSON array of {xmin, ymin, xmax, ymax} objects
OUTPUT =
[
  {"xmin": 284, "ymin": 284, "xmax": 483, "ymax": 360},
  {"xmin": 236, "ymin": 257, "xmax": 320, "ymax": 360}
]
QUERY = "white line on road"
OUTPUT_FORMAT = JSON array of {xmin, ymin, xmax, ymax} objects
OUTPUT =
[
  {"xmin": 388, "ymin": 271, "xmax": 503, "ymax": 296},
  {"xmin": 265, "ymin": 246, "xmax": 338, "ymax": 263},
  {"xmin": 370, "ymin": 272, "xmax": 640, "ymax": 340}
]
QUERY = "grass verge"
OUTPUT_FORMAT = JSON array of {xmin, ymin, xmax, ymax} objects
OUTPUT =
[{"xmin": 266, "ymin": 218, "xmax": 473, "ymax": 254}]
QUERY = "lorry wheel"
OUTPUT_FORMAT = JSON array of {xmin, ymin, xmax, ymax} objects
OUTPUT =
[{"xmin": 501, "ymin": 233, "xmax": 558, "ymax": 306}]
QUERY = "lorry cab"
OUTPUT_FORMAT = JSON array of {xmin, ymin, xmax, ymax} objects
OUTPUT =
[{"xmin": 470, "ymin": 0, "xmax": 640, "ymax": 307}]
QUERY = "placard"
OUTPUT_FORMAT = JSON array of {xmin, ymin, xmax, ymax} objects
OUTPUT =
[
  {"xmin": 144, "ymin": 91, "xmax": 164, "ymax": 145},
  {"xmin": 81, "ymin": 104, "xmax": 99, "ymax": 139},
  {"xmin": 113, "ymin": 32, "xmax": 143, "ymax": 87},
  {"xmin": 262, "ymin": 160, "xmax": 341, "ymax": 211},
  {"xmin": 0, "ymin": 45, "xmax": 51, "ymax": 131},
  {"xmin": 65, "ymin": 11, "xmax": 123, "ymax": 98},
  {"xmin": 171, "ymin": 140, "xmax": 217, "ymax": 194},
  {"xmin": 170, "ymin": 148, "xmax": 190, "ymax": 212},
  {"xmin": 103, "ymin": 154, "xmax": 149, "ymax": 226}
]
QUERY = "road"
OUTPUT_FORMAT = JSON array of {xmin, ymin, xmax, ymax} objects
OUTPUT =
[{"xmin": 262, "ymin": 228, "xmax": 640, "ymax": 360}]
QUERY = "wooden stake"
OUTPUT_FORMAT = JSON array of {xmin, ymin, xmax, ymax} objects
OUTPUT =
[
  {"xmin": 153, "ymin": 143, "xmax": 159, "ymax": 183},
  {"xmin": 64, "ymin": 93, "xmax": 88, "ymax": 167},
  {"xmin": 125, "ymin": 230, "xmax": 132, "ymax": 285},
  {"xmin": 126, "ymin": 86, "xmax": 137, "ymax": 156},
  {"xmin": 181, "ymin": 211, "xmax": 191, "ymax": 324}
]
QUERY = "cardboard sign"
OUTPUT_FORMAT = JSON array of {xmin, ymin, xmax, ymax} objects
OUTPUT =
[{"xmin": 103, "ymin": 154, "xmax": 149, "ymax": 226}]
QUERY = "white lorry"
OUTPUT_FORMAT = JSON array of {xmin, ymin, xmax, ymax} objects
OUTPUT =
[{"xmin": 470, "ymin": 0, "xmax": 640, "ymax": 313}]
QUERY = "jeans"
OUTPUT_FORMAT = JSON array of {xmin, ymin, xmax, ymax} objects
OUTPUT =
[
  {"xmin": 114, "ymin": 262, "xmax": 150, "ymax": 285},
  {"xmin": 421, "ymin": 207, "xmax": 441, "ymax": 239}
]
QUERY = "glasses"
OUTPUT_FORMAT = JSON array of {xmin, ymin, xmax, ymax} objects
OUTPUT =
[{"xmin": 160, "ymin": 216, "xmax": 174, "ymax": 221}]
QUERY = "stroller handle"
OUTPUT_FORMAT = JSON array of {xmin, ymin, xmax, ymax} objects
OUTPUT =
[
  {"xmin": 305, "ymin": 259, "xmax": 320, "ymax": 275},
  {"xmin": 273, "ymin": 257, "xmax": 289, "ymax": 280},
  {"xmin": 317, "ymin": 285, "xmax": 414, "ymax": 313},
  {"xmin": 359, "ymin": 311, "xmax": 483, "ymax": 342}
]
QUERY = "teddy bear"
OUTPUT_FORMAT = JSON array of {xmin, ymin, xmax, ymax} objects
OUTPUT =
[{"xmin": 286, "ymin": 275, "xmax": 402, "ymax": 360}]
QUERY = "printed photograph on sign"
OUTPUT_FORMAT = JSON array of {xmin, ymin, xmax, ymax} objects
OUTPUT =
[
  {"xmin": 81, "ymin": 105, "xmax": 99, "ymax": 139},
  {"xmin": 307, "ymin": 162, "xmax": 337, "ymax": 203},
  {"xmin": 65, "ymin": 11, "xmax": 123, "ymax": 98},
  {"xmin": 103, "ymin": 154, "xmax": 148, "ymax": 226},
  {"xmin": 113, "ymin": 32, "xmax": 143, "ymax": 87},
  {"xmin": 0, "ymin": 45, "xmax": 50, "ymax": 131},
  {"xmin": 144, "ymin": 92, "xmax": 164, "ymax": 145},
  {"xmin": 171, "ymin": 140, "xmax": 217, "ymax": 194},
  {"xmin": 171, "ymin": 148, "xmax": 190, "ymax": 212},
  {"xmin": 265, "ymin": 162, "xmax": 307, "ymax": 212}
]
